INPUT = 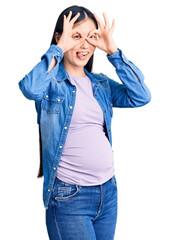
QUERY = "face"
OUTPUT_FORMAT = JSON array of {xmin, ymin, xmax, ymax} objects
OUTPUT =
[{"xmin": 62, "ymin": 17, "xmax": 97, "ymax": 73}]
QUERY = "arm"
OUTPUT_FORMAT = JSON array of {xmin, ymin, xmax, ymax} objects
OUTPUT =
[
  {"xmin": 18, "ymin": 11, "xmax": 82, "ymax": 102},
  {"xmin": 18, "ymin": 44, "xmax": 63, "ymax": 101},
  {"xmin": 105, "ymin": 49, "xmax": 151, "ymax": 108},
  {"xmin": 86, "ymin": 13, "xmax": 151, "ymax": 107}
]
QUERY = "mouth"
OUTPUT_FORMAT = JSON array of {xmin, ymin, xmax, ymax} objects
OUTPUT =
[{"xmin": 76, "ymin": 51, "xmax": 89, "ymax": 60}]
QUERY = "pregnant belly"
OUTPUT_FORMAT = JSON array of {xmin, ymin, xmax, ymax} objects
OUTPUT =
[{"xmin": 59, "ymin": 126, "xmax": 114, "ymax": 173}]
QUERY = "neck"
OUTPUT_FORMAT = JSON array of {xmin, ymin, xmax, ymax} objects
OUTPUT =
[{"xmin": 63, "ymin": 59, "xmax": 86, "ymax": 77}]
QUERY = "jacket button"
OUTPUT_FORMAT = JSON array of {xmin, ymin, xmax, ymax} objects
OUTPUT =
[
  {"xmin": 104, "ymin": 110, "xmax": 107, "ymax": 113},
  {"xmin": 57, "ymin": 99, "xmax": 60, "ymax": 102},
  {"xmin": 94, "ymin": 94, "xmax": 97, "ymax": 96},
  {"xmin": 46, "ymin": 95, "xmax": 48, "ymax": 98},
  {"xmin": 70, "ymin": 106, "xmax": 72, "ymax": 109},
  {"xmin": 64, "ymin": 126, "xmax": 67, "ymax": 129},
  {"xmin": 59, "ymin": 145, "xmax": 62, "ymax": 148},
  {"xmin": 48, "ymin": 189, "xmax": 51, "ymax": 192},
  {"xmin": 72, "ymin": 90, "xmax": 75, "ymax": 93},
  {"xmin": 53, "ymin": 167, "xmax": 56, "ymax": 170},
  {"xmin": 57, "ymin": 52, "xmax": 60, "ymax": 55}
]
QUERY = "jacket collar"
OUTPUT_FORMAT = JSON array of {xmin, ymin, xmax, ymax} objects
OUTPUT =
[{"xmin": 55, "ymin": 60, "xmax": 107, "ymax": 84}]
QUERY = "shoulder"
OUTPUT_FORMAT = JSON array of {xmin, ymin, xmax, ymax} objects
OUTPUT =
[{"xmin": 90, "ymin": 72, "xmax": 108, "ymax": 81}]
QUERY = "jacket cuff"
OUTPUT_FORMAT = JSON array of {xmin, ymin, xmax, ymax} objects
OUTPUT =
[
  {"xmin": 107, "ymin": 48, "xmax": 132, "ymax": 69},
  {"xmin": 41, "ymin": 44, "xmax": 64, "ymax": 68}
]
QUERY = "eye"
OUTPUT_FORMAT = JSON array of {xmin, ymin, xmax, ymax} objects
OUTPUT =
[
  {"xmin": 73, "ymin": 34, "xmax": 81, "ymax": 39},
  {"xmin": 90, "ymin": 34, "xmax": 98, "ymax": 39}
]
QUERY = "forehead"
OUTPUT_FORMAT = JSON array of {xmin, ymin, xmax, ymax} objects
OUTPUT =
[{"xmin": 73, "ymin": 17, "xmax": 96, "ymax": 33}]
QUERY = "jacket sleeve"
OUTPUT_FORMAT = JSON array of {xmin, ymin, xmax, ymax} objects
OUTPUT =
[
  {"xmin": 104, "ymin": 49, "xmax": 151, "ymax": 108},
  {"xmin": 18, "ymin": 44, "xmax": 63, "ymax": 101}
]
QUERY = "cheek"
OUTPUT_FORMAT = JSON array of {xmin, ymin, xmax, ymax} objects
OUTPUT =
[
  {"xmin": 90, "ymin": 46, "xmax": 96, "ymax": 55},
  {"xmin": 64, "ymin": 51, "xmax": 75, "ymax": 61}
]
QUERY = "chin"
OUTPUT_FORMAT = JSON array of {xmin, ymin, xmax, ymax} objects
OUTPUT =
[{"xmin": 75, "ymin": 55, "xmax": 91, "ymax": 65}]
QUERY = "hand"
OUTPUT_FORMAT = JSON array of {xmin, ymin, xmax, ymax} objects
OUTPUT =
[
  {"xmin": 86, "ymin": 12, "xmax": 118, "ymax": 55},
  {"xmin": 56, "ymin": 11, "xmax": 80, "ymax": 53}
]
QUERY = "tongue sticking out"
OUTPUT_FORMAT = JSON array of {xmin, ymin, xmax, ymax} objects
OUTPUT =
[
  {"xmin": 77, "ymin": 52, "xmax": 84, "ymax": 58},
  {"xmin": 76, "ymin": 52, "xmax": 88, "ymax": 60}
]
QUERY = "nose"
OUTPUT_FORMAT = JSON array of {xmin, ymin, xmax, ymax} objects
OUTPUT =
[{"xmin": 80, "ymin": 38, "xmax": 89, "ymax": 48}]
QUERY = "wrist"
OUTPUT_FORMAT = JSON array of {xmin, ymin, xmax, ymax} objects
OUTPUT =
[
  {"xmin": 57, "ymin": 43, "xmax": 66, "ymax": 53},
  {"xmin": 107, "ymin": 48, "xmax": 118, "ymax": 55}
]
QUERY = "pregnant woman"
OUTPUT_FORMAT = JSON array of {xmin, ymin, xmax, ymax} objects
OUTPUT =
[{"xmin": 18, "ymin": 5, "xmax": 151, "ymax": 240}]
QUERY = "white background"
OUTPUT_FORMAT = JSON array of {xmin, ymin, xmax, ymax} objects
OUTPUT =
[{"xmin": 1, "ymin": 0, "xmax": 170, "ymax": 239}]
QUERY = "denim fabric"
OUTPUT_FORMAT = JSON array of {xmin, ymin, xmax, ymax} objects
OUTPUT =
[
  {"xmin": 18, "ymin": 44, "xmax": 151, "ymax": 209},
  {"xmin": 46, "ymin": 175, "xmax": 118, "ymax": 240}
]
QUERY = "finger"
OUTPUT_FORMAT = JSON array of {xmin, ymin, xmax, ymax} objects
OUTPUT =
[
  {"xmin": 63, "ymin": 15, "xmax": 66, "ymax": 29},
  {"xmin": 111, "ymin": 18, "xmax": 115, "ymax": 32},
  {"xmin": 87, "ymin": 31, "xmax": 100, "ymax": 42},
  {"xmin": 103, "ymin": 12, "xmax": 110, "ymax": 29},
  {"xmin": 70, "ymin": 12, "xmax": 80, "ymax": 24},
  {"xmin": 93, "ymin": 13, "xmax": 104, "ymax": 30},
  {"xmin": 67, "ymin": 11, "xmax": 73, "ymax": 21},
  {"xmin": 88, "ymin": 29, "xmax": 100, "ymax": 37},
  {"xmin": 86, "ymin": 37, "xmax": 97, "ymax": 47}
]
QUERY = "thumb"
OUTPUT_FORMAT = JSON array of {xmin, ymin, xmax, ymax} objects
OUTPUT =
[{"xmin": 86, "ymin": 37, "xmax": 97, "ymax": 47}]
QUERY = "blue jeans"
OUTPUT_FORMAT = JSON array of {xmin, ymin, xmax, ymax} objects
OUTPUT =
[{"xmin": 46, "ymin": 175, "xmax": 118, "ymax": 240}]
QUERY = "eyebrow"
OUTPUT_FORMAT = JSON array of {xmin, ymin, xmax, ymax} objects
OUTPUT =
[{"xmin": 73, "ymin": 30, "xmax": 95, "ymax": 35}]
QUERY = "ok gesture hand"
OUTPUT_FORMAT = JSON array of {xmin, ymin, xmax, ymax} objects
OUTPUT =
[
  {"xmin": 87, "ymin": 12, "xmax": 118, "ymax": 55},
  {"xmin": 56, "ymin": 11, "xmax": 81, "ymax": 53}
]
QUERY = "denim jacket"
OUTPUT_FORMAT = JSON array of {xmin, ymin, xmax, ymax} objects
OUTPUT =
[{"xmin": 18, "ymin": 44, "xmax": 151, "ymax": 209}]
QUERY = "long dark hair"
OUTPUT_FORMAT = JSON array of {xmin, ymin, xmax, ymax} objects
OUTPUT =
[{"xmin": 37, "ymin": 5, "xmax": 98, "ymax": 177}]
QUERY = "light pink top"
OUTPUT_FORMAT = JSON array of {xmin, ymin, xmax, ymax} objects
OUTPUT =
[{"xmin": 56, "ymin": 74, "xmax": 115, "ymax": 185}]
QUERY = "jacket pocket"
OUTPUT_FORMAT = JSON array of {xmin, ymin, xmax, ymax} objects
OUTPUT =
[{"xmin": 41, "ymin": 90, "xmax": 65, "ymax": 114}]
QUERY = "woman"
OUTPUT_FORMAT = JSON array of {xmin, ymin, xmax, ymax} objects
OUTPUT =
[{"xmin": 18, "ymin": 5, "xmax": 151, "ymax": 240}]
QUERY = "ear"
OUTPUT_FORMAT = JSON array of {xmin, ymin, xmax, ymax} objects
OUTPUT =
[{"xmin": 54, "ymin": 32, "xmax": 61, "ymax": 44}]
